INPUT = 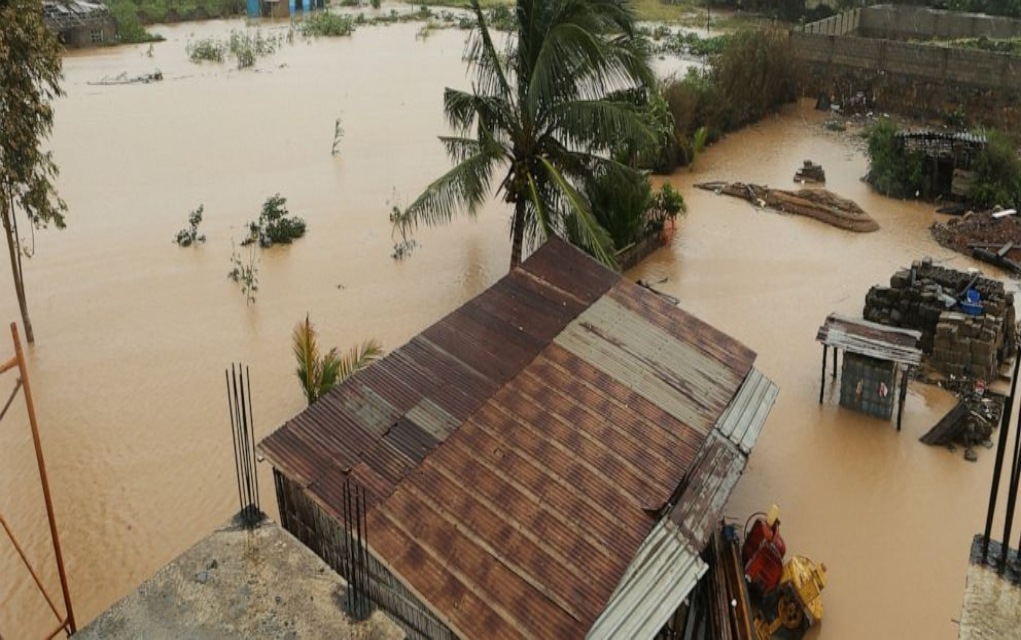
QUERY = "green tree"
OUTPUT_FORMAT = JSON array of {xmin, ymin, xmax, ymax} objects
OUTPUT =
[
  {"xmin": 969, "ymin": 130, "xmax": 1021, "ymax": 209},
  {"xmin": 398, "ymin": 0, "xmax": 655, "ymax": 269},
  {"xmin": 1, "ymin": 1, "xmax": 66, "ymax": 344},
  {"xmin": 292, "ymin": 315, "xmax": 382, "ymax": 406}
]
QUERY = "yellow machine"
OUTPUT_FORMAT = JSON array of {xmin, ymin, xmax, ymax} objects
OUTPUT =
[{"xmin": 753, "ymin": 555, "xmax": 828, "ymax": 640}]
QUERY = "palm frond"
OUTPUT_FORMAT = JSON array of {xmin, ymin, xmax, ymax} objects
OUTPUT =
[
  {"xmin": 292, "ymin": 314, "xmax": 321, "ymax": 405},
  {"xmin": 538, "ymin": 156, "xmax": 617, "ymax": 269},
  {"xmin": 402, "ymin": 137, "xmax": 506, "ymax": 230},
  {"xmin": 547, "ymin": 98, "xmax": 655, "ymax": 153},
  {"xmin": 465, "ymin": 0, "xmax": 513, "ymax": 100},
  {"xmin": 336, "ymin": 340, "xmax": 383, "ymax": 383}
]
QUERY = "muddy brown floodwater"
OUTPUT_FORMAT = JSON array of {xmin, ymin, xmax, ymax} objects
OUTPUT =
[{"xmin": 0, "ymin": 18, "xmax": 1011, "ymax": 640}]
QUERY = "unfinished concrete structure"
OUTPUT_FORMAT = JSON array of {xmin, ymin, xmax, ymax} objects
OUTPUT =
[{"xmin": 260, "ymin": 239, "xmax": 778, "ymax": 639}]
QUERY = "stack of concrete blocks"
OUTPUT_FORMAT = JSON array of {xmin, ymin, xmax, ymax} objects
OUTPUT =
[
  {"xmin": 932, "ymin": 313, "xmax": 1003, "ymax": 381},
  {"xmin": 864, "ymin": 259, "xmax": 1016, "ymax": 380},
  {"xmin": 840, "ymin": 351, "xmax": 897, "ymax": 419}
]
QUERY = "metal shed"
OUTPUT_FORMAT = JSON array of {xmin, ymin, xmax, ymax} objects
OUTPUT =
[
  {"xmin": 816, "ymin": 313, "xmax": 923, "ymax": 429},
  {"xmin": 260, "ymin": 238, "xmax": 778, "ymax": 640}
]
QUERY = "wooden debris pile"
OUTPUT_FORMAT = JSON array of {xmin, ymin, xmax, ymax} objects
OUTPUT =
[{"xmin": 695, "ymin": 181, "xmax": 879, "ymax": 232}]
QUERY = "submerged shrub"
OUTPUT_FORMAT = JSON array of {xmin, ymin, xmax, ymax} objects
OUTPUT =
[
  {"xmin": 298, "ymin": 12, "xmax": 355, "ymax": 37},
  {"xmin": 866, "ymin": 118, "xmax": 924, "ymax": 198},
  {"xmin": 174, "ymin": 205, "xmax": 206, "ymax": 246},
  {"xmin": 244, "ymin": 194, "xmax": 307, "ymax": 247},
  {"xmin": 969, "ymin": 130, "xmax": 1021, "ymax": 208}
]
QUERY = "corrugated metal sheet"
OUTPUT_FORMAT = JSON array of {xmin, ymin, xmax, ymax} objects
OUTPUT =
[
  {"xmin": 670, "ymin": 432, "xmax": 748, "ymax": 552},
  {"xmin": 555, "ymin": 296, "xmax": 750, "ymax": 436},
  {"xmin": 586, "ymin": 519, "xmax": 707, "ymax": 640},
  {"xmin": 816, "ymin": 313, "xmax": 923, "ymax": 366},
  {"xmin": 260, "ymin": 238, "xmax": 774, "ymax": 640},
  {"xmin": 715, "ymin": 369, "xmax": 780, "ymax": 455}
]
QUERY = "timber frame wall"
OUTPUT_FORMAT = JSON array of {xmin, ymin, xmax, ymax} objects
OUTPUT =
[{"xmin": 273, "ymin": 469, "xmax": 457, "ymax": 640}]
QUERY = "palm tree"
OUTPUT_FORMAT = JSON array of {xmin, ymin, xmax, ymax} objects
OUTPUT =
[
  {"xmin": 397, "ymin": 0, "xmax": 655, "ymax": 269},
  {"xmin": 292, "ymin": 315, "xmax": 382, "ymax": 405}
]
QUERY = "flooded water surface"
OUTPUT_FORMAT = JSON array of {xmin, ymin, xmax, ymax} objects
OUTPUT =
[{"xmin": 0, "ymin": 18, "xmax": 1009, "ymax": 639}]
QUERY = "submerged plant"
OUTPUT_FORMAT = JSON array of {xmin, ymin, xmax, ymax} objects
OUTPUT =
[
  {"xmin": 298, "ymin": 12, "xmax": 356, "ymax": 38},
  {"xmin": 243, "ymin": 194, "xmax": 307, "ymax": 247},
  {"xmin": 387, "ymin": 191, "xmax": 417, "ymax": 260},
  {"xmin": 292, "ymin": 314, "xmax": 382, "ymax": 405},
  {"xmin": 331, "ymin": 116, "xmax": 345, "ymax": 156},
  {"xmin": 174, "ymin": 204, "xmax": 206, "ymax": 246},
  {"xmin": 228, "ymin": 239, "xmax": 259, "ymax": 305}
]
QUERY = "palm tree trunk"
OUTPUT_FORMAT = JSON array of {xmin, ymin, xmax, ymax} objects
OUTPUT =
[
  {"xmin": 510, "ymin": 198, "xmax": 526, "ymax": 268},
  {"xmin": 2, "ymin": 204, "xmax": 34, "ymax": 344}
]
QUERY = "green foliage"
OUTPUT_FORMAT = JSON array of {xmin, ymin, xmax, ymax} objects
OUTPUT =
[
  {"xmin": 292, "ymin": 314, "xmax": 382, "ymax": 405},
  {"xmin": 865, "ymin": 117, "xmax": 924, "ymax": 198},
  {"xmin": 1, "ymin": 0, "xmax": 67, "ymax": 342},
  {"xmin": 400, "ymin": 0, "xmax": 656, "ymax": 268},
  {"xmin": 969, "ymin": 130, "xmax": 1021, "ymax": 209},
  {"xmin": 107, "ymin": 0, "xmax": 164, "ymax": 43},
  {"xmin": 298, "ymin": 12, "xmax": 356, "ymax": 37},
  {"xmin": 187, "ymin": 29, "xmax": 284, "ymax": 68},
  {"xmin": 228, "ymin": 239, "xmax": 259, "ymax": 305},
  {"xmin": 655, "ymin": 26, "xmax": 798, "ymax": 172},
  {"xmin": 578, "ymin": 172, "xmax": 686, "ymax": 251},
  {"xmin": 711, "ymin": 26, "xmax": 798, "ymax": 130},
  {"xmin": 174, "ymin": 205, "xmax": 206, "ymax": 246},
  {"xmin": 388, "ymin": 192, "xmax": 418, "ymax": 260},
  {"xmin": 243, "ymin": 194, "xmax": 307, "ymax": 247},
  {"xmin": 186, "ymin": 37, "xmax": 226, "ymax": 62}
]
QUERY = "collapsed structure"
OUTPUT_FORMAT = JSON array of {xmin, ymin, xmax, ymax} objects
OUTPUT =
[{"xmin": 259, "ymin": 239, "xmax": 778, "ymax": 639}]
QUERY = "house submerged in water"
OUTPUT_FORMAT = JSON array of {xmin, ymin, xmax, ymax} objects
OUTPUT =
[
  {"xmin": 42, "ymin": 0, "xmax": 116, "ymax": 47},
  {"xmin": 259, "ymin": 238, "xmax": 779, "ymax": 639}
]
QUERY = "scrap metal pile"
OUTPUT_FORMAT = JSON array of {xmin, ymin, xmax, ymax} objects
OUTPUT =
[{"xmin": 931, "ymin": 208, "xmax": 1021, "ymax": 274}]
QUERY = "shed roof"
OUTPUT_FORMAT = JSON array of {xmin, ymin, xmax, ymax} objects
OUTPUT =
[
  {"xmin": 816, "ymin": 313, "xmax": 923, "ymax": 366},
  {"xmin": 260, "ymin": 238, "xmax": 774, "ymax": 639}
]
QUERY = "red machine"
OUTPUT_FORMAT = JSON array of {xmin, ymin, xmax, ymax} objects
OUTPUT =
[{"xmin": 743, "ymin": 505, "xmax": 786, "ymax": 596}]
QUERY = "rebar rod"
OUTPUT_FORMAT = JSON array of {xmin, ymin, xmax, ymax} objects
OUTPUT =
[
  {"xmin": 11, "ymin": 323, "xmax": 75, "ymax": 632},
  {"xmin": 983, "ymin": 351, "xmax": 1021, "ymax": 560}
]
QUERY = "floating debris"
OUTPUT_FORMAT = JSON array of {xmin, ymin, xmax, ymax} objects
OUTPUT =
[{"xmin": 696, "ymin": 181, "xmax": 879, "ymax": 232}]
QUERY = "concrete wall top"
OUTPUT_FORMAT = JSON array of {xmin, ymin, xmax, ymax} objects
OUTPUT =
[{"xmin": 861, "ymin": 4, "xmax": 1021, "ymax": 40}]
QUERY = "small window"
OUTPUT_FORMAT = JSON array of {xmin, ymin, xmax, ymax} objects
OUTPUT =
[{"xmin": 90, "ymin": 29, "xmax": 102, "ymax": 43}]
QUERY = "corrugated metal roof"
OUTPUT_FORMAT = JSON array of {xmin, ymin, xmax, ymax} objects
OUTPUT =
[
  {"xmin": 816, "ymin": 313, "xmax": 923, "ymax": 366},
  {"xmin": 260, "ymin": 238, "xmax": 773, "ymax": 640},
  {"xmin": 586, "ymin": 519, "xmax": 707, "ymax": 640},
  {"xmin": 715, "ymin": 369, "xmax": 780, "ymax": 455}
]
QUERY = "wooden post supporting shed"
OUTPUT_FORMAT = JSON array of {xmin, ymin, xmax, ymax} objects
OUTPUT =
[{"xmin": 816, "ymin": 313, "xmax": 924, "ymax": 430}]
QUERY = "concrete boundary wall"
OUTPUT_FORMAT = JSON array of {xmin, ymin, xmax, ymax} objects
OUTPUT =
[
  {"xmin": 859, "ymin": 4, "xmax": 1021, "ymax": 40},
  {"xmin": 792, "ymin": 8, "xmax": 1021, "ymax": 127},
  {"xmin": 803, "ymin": 8, "xmax": 860, "ymax": 36},
  {"xmin": 791, "ymin": 32, "xmax": 1021, "ymax": 91}
]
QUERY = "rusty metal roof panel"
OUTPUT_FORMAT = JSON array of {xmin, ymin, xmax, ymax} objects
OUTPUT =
[
  {"xmin": 383, "ymin": 417, "xmax": 439, "ymax": 465},
  {"xmin": 669, "ymin": 432, "xmax": 749, "ymax": 551},
  {"xmin": 260, "ymin": 238, "xmax": 775, "ymax": 640},
  {"xmin": 555, "ymin": 297, "xmax": 747, "ymax": 436},
  {"xmin": 517, "ymin": 239, "xmax": 618, "ymax": 306},
  {"xmin": 816, "ymin": 313, "xmax": 923, "ymax": 366},
  {"xmin": 715, "ymin": 369, "xmax": 779, "ymax": 455},
  {"xmin": 606, "ymin": 281, "xmax": 757, "ymax": 376},
  {"xmin": 586, "ymin": 520, "xmax": 707, "ymax": 640}
]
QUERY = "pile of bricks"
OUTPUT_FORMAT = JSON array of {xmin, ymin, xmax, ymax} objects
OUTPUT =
[
  {"xmin": 933, "ymin": 312, "xmax": 1005, "ymax": 380},
  {"xmin": 863, "ymin": 259, "xmax": 1016, "ymax": 379}
]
